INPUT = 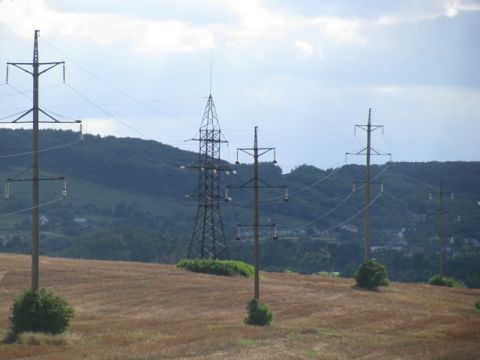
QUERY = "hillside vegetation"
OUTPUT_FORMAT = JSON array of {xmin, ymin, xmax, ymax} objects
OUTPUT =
[
  {"xmin": 0, "ymin": 129, "xmax": 479, "ymax": 284},
  {"xmin": 0, "ymin": 254, "xmax": 479, "ymax": 359}
]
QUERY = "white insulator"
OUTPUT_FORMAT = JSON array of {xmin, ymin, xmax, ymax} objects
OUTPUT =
[
  {"xmin": 422, "ymin": 214, "xmax": 426, "ymax": 222},
  {"xmin": 352, "ymin": 183, "xmax": 356, "ymax": 193},
  {"xmin": 380, "ymin": 183, "xmax": 384, "ymax": 193},
  {"xmin": 429, "ymin": 193, "xmax": 432, "ymax": 200},
  {"xmin": 457, "ymin": 214, "xmax": 461, "ymax": 222},
  {"xmin": 273, "ymin": 226, "xmax": 278, "ymax": 240},
  {"xmin": 236, "ymin": 226, "xmax": 240, "ymax": 240},
  {"xmin": 4, "ymin": 182, "xmax": 10, "ymax": 200},
  {"xmin": 79, "ymin": 123, "xmax": 84, "ymax": 142},
  {"xmin": 224, "ymin": 188, "xmax": 231, "ymax": 202},
  {"xmin": 450, "ymin": 193, "xmax": 454, "ymax": 200},
  {"xmin": 284, "ymin": 187, "xmax": 288, "ymax": 202},
  {"xmin": 62, "ymin": 180, "xmax": 67, "ymax": 198}
]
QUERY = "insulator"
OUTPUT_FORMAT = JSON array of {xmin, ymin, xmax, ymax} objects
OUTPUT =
[
  {"xmin": 61, "ymin": 179, "xmax": 67, "ymax": 198},
  {"xmin": 380, "ymin": 183, "xmax": 384, "ymax": 193},
  {"xmin": 422, "ymin": 214, "xmax": 426, "ymax": 222},
  {"xmin": 224, "ymin": 188, "xmax": 231, "ymax": 202},
  {"xmin": 6, "ymin": 65, "xmax": 9, "ymax": 84},
  {"xmin": 450, "ymin": 237, "xmax": 454, "ymax": 244},
  {"xmin": 4, "ymin": 182, "xmax": 10, "ymax": 200},
  {"xmin": 428, "ymin": 193, "xmax": 432, "ymax": 200},
  {"xmin": 273, "ymin": 226, "xmax": 278, "ymax": 240},
  {"xmin": 79, "ymin": 123, "xmax": 84, "ymax": 142},
  {"xmin": 232, "ymin": 170, "xmax": 237, "ymax": 174},
  {"xmin": 225, "ymin": 171, "xmax": 230, "ymax": 175},
  {"xmin": 284, "ymin": 187, "xmax": 288, "ymax": 202},
  {"xmin": 457, "ymin": 214, "xmax": 461, "ymax": 222},
  {"xmin": 273, "ymin": 149, "xmax": 277, "ymax": 165},
  {"xmin": 450, "ymin": 193, "xmax": 454, "ymax": 200},
  {"xmin": 180, "ymin": 165, "xmax": 185, "ymax": 169},
  {"xmin": 235, "ymin": 151, "xmax": 239, "ymax": 165},
  {"xmin": 236, "ymin": 226, "xmax": 240, "ymax": 240},
  {"xmin": 63, "ymin": 64, "xmax": 66, "ymax": 83},
  {"xmin": 352, "ymin": 183, "xmax": 356, "ymax": 193}
]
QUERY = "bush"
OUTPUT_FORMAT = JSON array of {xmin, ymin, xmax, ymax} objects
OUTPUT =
[
  {"xmin": 475, "ymin": 300, "xmax": 480, "ymax": 313},
  {"xmin": 177, "ymin": 258, "xmax": 253, "ymax": 278},
  {"xmin": 354, "ymin": 260, "xmax": 389, "ymax": 290},
  {"xmin": 428, "ymin": 275, "xmax": 463, "ymax": 288},
  {"xmin": 244, "ymin": 299, "xmax": 272, "ymax": 326},
  {"xmin": 9, "ymin": 289, "xmax": 74, "ymax": 335}
]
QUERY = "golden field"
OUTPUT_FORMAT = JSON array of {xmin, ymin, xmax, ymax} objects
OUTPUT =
[{"xmin": 0, "ymin": 253, "xmax": 479, "ymax": 359}]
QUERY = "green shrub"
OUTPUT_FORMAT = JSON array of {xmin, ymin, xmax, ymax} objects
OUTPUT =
[
  {"xmin": 354, "ymin": 260, "xmax": 389, "ymax": 290},
  {"xmin": 9, "ymin": 289, "xmax": 74, "ymax": 335},
  {"xmin": 475, "ymin": 300, "xmax": 480, "ymax": 313},
  {"xmin": 428, "ymin": 275, "xmax": 463, "ymax": 288},
  {"xmin": 177, "ymin": 258, "xmax": 253, "ymax": 278},
  {"xmin": 244, "ymin": 299, "xmax": 272, "ymax": 326}
]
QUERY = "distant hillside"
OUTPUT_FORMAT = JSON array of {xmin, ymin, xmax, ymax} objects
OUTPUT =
[{"xmin": 0, "ymin": 129, "xmax": 479, "ymax": 284}]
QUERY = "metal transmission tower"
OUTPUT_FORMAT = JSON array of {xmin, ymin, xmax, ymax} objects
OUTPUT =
[
  {"xmin": 423, "ymin": 183, "xmax": 457, "ymax": 277},
  {"xmin": 226, "ymin": 126, "xmax": 288, "ymax": 300},
  {"xmin": 186, "ymin": 95, "xmax": 230, "ymax": 259},
  {"xmin": 346, "ymin": 108, "xmax": 390, "ymax": 263},
  {"xmin": 1, "ymin": 30, "xmax": 81, "ymax": 292}
]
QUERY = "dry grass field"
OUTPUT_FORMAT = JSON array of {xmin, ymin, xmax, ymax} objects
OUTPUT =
[{"xmin": 0, "ymin": 253, "xmax": 479, "ymax": 359}]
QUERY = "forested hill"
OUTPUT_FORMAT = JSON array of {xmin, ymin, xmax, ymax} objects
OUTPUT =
[{"xmin": 0, "ymin": 129, "xmax": 479, "ymax": 285}]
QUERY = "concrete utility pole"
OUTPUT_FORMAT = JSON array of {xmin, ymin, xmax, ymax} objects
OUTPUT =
[
  {"xmin": 226, "ymin": 126, "xmax": 287, "ymax": 300},
  {"xmin": 346, "ymin": 108, "xmax": 390, "ymax": 263},
  {"xmin": 3, "ymin": 30, "xmax": 81, "ymax": 292}
]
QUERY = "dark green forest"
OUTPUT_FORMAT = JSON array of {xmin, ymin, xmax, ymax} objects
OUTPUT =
[{"xmin": 0, "ymin": 129, "xmax": 479, "ymax": 286}]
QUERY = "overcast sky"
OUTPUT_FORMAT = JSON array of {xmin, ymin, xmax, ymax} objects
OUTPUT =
[{"xmin": 0, "ymin": 0, "xmax": 479, "ymax": 172}]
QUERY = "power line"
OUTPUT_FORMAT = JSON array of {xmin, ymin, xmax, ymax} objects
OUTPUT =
[
  {"xmin": 41, "ymin": 37, "xmax": 199, "ymax": 127},
  {"xmin": 0, "ymin": 198, "xmax": 64, "ymax": 219}
]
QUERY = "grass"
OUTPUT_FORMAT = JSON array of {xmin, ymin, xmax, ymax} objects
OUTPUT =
[
  {"xmin": 176, "ymin": 258, "xmax": 254, "ymax": 278},
  {"xmin": 0, "ymin": 253, "xmax": 479, "ymax": 359},
  {"xmin": 428, "ymin": 275, "xmax": 464, "ymax": 288}
]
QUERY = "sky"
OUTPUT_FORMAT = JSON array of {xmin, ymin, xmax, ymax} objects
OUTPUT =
[{"xmin": 0, "ymin": 0, "xmax": 479, "ymax": 172}]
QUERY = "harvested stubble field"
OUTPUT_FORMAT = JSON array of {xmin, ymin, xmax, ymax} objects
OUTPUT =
[{"xmin": 0, "ymin": 253, "xmax": 479, "ymax": 360}]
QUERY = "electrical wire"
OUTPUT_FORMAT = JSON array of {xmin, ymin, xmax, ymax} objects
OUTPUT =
[
  {"xmin": 0, "ymin": 109, "xmax": 30, "ymax": 121},
  {"xmin": 320, "ymin": 192, "xmax": 383, "ymax": 233},
  {"xmin": 64, "ymin": 82, "xmax": 156, "ymax": 141},
  {"xmin": 0, "ymin": 197, "xmax": 64, "ymax": 219},
  {"xmin": 0, "ymin": 82, "xmax": 63, "ymax": 98},
  {"xmin": 0, "ymin": 140, "xmax": 82, "ymax": 159},
  {"xmin": 41, "ymin": 37, "xmax": 200, "ymax": 127}
]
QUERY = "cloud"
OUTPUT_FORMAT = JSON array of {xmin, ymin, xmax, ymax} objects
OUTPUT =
[
  {"xmin": 293, "ymin": 40, "xmax": 314, "ymax": 57},
  {"xmin": 311, "ymin": 16, "xmax": 365, "ymax": 45},
  {"xmin": 0, "ymin": 0, "xmax": 215, "ymax": 53},
  {"xmin": 374, "ymin": 0, "xmax": 480, "ymax": 26}
]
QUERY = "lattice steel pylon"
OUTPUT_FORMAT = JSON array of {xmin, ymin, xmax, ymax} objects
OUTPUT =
[{"xmin": 186, "ymin": 95, "xmax": 229, "ymax": 259}]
